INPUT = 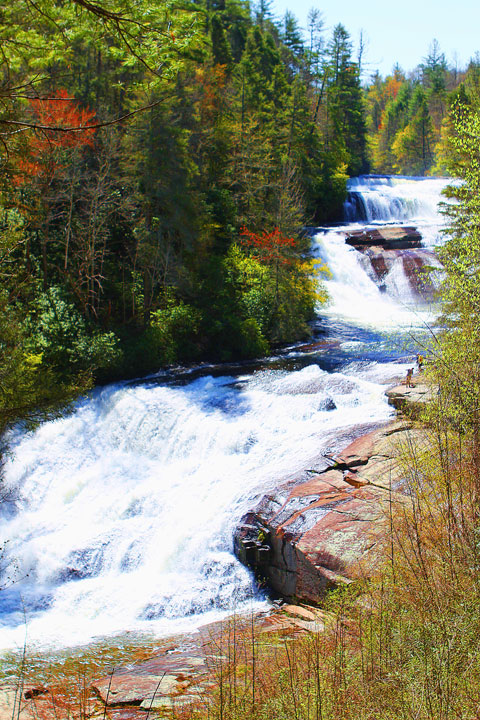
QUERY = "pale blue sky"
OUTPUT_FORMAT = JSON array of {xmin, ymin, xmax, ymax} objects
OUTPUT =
[{"xmin": 271, "ymin": 0, "xmax": 480, "ymax": 78}]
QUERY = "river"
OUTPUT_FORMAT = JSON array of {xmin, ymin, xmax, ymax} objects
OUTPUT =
[{"xmin": 0, "ymin": 175, "xmax": 450, "ymax": 652}]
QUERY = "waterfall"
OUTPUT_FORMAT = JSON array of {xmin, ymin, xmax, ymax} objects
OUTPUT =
[
  {"xmin": 0, "ymin": 174, "xmax": 453, "ymax": 652},
  {"xmin": 343, "ymin": 175, "xmax": 450, "ymax": 224},
  {"xmin": 312, "ymin": 230, "xmax": 425, "ymax": 327},
  {"xmin": 313, "ymin": 175, "xmax": 451, "ymax": 326},
  {"xmin": 0, "ymin": 365, "xmax": 393, "ymax": 649}
]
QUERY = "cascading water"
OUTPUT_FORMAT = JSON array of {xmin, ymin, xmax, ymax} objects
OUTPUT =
[
  {"xmin": 343, "ymin": 175, "xmax": 449, "ymax": 226},
  {"xmin": 313, "ymin": 175, "xmax": 451, "ymax": 327},
  {"xmin": 0, "ymin": 175, "xmax": 452, "ymax": 653},
  {"xmin": 0, "ymin": 366, "xmax": 393, "ymax": 649}
]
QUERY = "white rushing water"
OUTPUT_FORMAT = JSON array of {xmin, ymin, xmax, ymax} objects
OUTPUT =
[
  {"xmin": 0, "ymin": 365, "xmax": 393, "ymax": 650},
  {"xmin": 313, "ymin": 175, "xmax": 451, "ymax": 327},
  {"xmin": 343, "ymin": 175, "xmax": 450, "ymax": 227},
  {"xmin": 0, "ymin": 174, "xmax": 452, "ymax": 652}
]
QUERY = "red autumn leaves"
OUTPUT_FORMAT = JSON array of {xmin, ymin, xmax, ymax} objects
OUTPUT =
[
  {"xmin": 14, "ymin": 89, "xmax": 96, "ymax": 186},
  {"xmin": 240, "ymin": 226, "xmax": 297, "ymax": 266}
]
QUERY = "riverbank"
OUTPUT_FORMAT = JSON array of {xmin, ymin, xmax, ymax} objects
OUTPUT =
[
  {"xmin": 0, "ymin": 376, "xmax": 431, "ymax": 720},
  {"xmin": 234, "ymin": 378, "xmax": 431, "ymax": 604}
]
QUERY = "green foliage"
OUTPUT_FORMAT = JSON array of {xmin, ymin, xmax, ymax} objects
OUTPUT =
[
  {"xmin": 391, "ymin": 86, "xmax": 435, "ymax": 174},
  {"xmin": 149, "ymin": 301, "xmax": 202, "ymax": 364},
  {"xmin": 0, "ymin": 0, "xmax": 363, "ymax": 428},
  {"xmin": 365, "ymin": 40, "xmax": 469, "ymax": 176},
  {"xmin": 211, "ymin": 13, "xmax": 233, "ymax": 68},
  {"xmin": 224, "ymin": 245, "xmax": 274, "ymax": 335},
  {"xmin": 426, "ymin": 97, "xmax": 480, "ymax": 432},
  {"xmin": 25, "ymin": 287, "xmax": 121, "ymax": 376},
  {"xmin": 324, "ymin": 24, "xmax": 368, "ymax": 175},
  {"xmin": 1, "ymin": 0, "xmax": 204, "ymax": 130}
]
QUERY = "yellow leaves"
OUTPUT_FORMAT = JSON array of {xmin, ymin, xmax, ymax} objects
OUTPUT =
[
  {"xmin": 301, "ymin": 259, "xmax": 330, "ymax": 304},
  {"xmin": 227, "ymin": 243, "xmax": 268, "ymax": 286},
  {"xmin": 23, "ymin": 352, "xmax": 43, "ymax": 368},
  {"xmin": 332, "ymin": 162, "xmax": 349, "ymax": 183},
  {"xmin": 302, "ymin": 257, "xmax": 331, "ymax": 279}
]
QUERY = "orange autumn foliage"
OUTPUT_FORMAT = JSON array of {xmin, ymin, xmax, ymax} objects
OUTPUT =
[
  {"xmin": 14, "ymin": 89, "xmax": 96, "ymax": 186},
  {"xmin": 384, "ymin": 75, "xmax": 401, "ymax": 101}
]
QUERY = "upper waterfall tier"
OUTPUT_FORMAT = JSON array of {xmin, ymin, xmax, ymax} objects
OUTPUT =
[{"xmin": 343, "ymin": 175, "xmax": 451, "ymax": 224}]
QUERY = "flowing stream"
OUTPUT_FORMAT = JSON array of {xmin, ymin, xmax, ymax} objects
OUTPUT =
[{"xmin": 0, "ymin": 175, "xmax": 451, "ymax": 652}]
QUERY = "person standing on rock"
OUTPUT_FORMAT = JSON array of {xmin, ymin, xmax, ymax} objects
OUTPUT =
[
  {"xmin": 406, "ymin": 368, "xmax": 414, "ymax": 388},
  {"xmin": 416, "ymin": 354, "xmax": 424, "ymax": 371}
]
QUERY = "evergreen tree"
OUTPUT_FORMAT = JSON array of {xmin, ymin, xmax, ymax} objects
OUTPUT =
[
  {"xmin": 211, "ymin": 13, "xmax": 233, "ymax": 68},
  {"xmin": 324, "ymin": 24, "xmax": 368, "ymax": 174},
  {"xmin": 392, "ymin": 86, "xmax": 434, "ymax": 174}
]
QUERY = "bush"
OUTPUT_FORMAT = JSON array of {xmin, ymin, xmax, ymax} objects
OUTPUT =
[{"xmin": 25, "ymin": 286, "xmax": 121, "ymax": 377}]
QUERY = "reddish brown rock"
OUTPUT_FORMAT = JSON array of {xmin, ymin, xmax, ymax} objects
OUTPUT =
[
  {"xmin": 345, "ymin": 226, "xmax": 422, "ymax": 250},
  {"xmin": 364, "ymin": 246, "xmax": 438, "ymax": 299},
  {"xmin": 234, "ymin": 420, "xmax": 422, "ymax": 603},
  {"xmin": 341, "ymin": 225, "xmax": 440, "ymax": 300},
  {"xmin": 92, "ymin": 653, "xmax": 208, "ymax": 707},
  {"xmin": 89, "ymin": 610, "xmax": 323, "ymax": 717}
]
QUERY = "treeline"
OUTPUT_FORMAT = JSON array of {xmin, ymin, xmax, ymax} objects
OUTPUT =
[
  {"xmin": 0, "ymin": 0, "xmax": 371, "ymax": 429},
  {"xmin": 177, "ymin": 61, "xmax": 480, "ymax": 720},
  {"xmin": 2, "ymin": 0, "xmax": 480, "ymax": 432},
  {"xmin": 365, "ymin": 40, "xmax": 480, "ymax": 175}
]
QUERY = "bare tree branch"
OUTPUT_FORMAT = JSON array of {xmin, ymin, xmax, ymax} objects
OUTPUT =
[{"xmin": 0, "ymin": 98, "xmax": 168, "ymax": 136}]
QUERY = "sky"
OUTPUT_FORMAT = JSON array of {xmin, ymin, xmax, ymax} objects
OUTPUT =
[{"xmin": 270, "ymin": 0, "xmax": 480, "ymax": 78}]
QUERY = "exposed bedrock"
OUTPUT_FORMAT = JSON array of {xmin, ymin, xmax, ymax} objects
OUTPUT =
[
  {"xmin": 345, "ymin": 226, "xmax": 439, "ymax": 299},
  {"xmin": 234, "ymin": 385, "xmax": 431, "ymax": 603},
  {"xmin": 345, "ymin": 225, "xmax": 422, "ymax": 250},
  {"xmin": 364, "ymin": 247, "xmax": 438, "ymax": 299}
]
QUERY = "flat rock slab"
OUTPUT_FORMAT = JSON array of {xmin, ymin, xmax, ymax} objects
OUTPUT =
[
  {"xmin": 345, "ymin": 226, "xmax": 422, "ymax": 250},
  {"xmin": 90, "ymin": 608, "xmax": 321, "ymax": 715},
  {"xmin": 386, "ymin": 381, "xmax": 433, "ymax": 416},
  {"xmin": 92, "ymin": 651, "xmax": 209, "ymax": 706},
  {"xmin": 235, "ymin": 419, "xmax": 426, "ymax": 603},
  {"xmin": 107, "ymin": 710, "xmax": 147, "ymax": 720}
]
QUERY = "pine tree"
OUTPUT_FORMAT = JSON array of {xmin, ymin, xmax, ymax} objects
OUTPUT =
[{"xmin": 324, "ymin": 24, "xmax": 368, "ymax": 174}]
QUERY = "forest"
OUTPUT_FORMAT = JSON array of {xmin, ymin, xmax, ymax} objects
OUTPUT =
[
  {"xmin": 5, "ymin": 2, "xmax": 480, "ymax": 720},
  {"xmin": 2, "ymin": 0, "xmax": 477, "ymax": 434}
]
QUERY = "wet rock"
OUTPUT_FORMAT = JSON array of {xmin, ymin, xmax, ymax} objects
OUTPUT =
[
  {"xmin": 92, "ymin": 653, "xmax": 208, "ymax": 708},
  {"xmin": 234, "ymin": 420, "xmax": 424, "ymax": 603},
  {"xmin": 342, "ymin": 226, "xmax": 439, "ymax": 299},
  {"xmin": 90, "ymin": 611, "xmax": 324, "ymax": 719},
  {"xmin": 345, "ymin": 226, "xmax": 422, "ymax": 250},
  {"xmin": 364, "ymin": 247, "xmax": 438, "ymax": 299}
]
